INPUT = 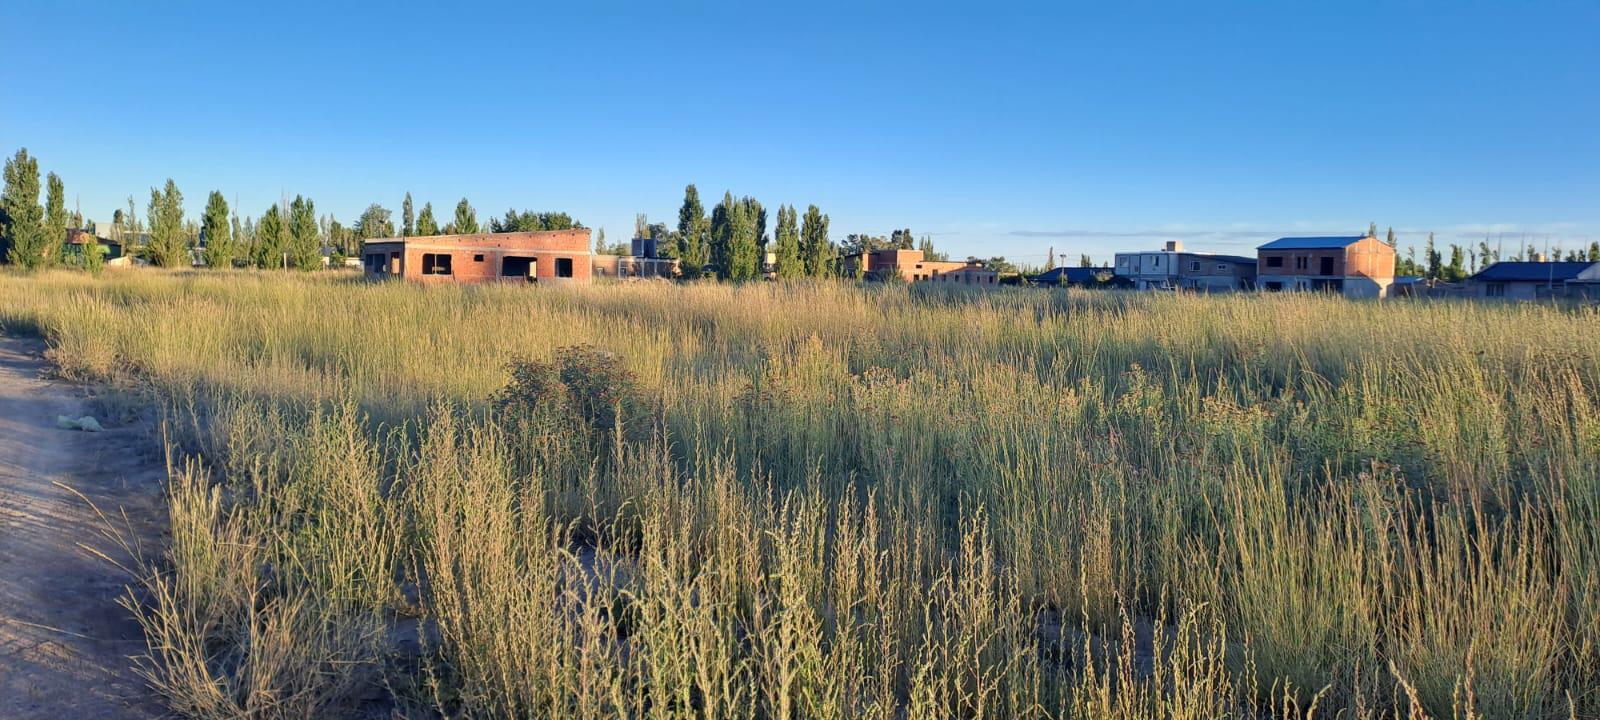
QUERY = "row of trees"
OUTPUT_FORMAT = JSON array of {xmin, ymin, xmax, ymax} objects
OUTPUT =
[
  {"xmin": 1378, "ymin": 223, "xmax": 1600, "ymax": 282},
  {"xmin": 647, "ymin": 184, "xmax": 967, "ymax": 281},
  {"xmin": 0, "ymin": 148, "xmax": 102, "ymax": 271},
  {"xmin": 1, "ymin": 145, "xmax": 587, "ymax": 272}
]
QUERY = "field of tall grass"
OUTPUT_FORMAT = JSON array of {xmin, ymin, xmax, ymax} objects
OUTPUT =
[{"xmin": 2, "ymin": 269, "xmax": 1597, "ymax": 719}]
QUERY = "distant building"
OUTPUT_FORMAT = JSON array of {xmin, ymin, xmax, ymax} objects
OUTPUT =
[
  {"xmin": 1256, "ymin": 235, "xmax": 1395, "ymax": 298},
  {"xmin": 64, "ymin": 228, "xmax": 122, "ymax": 260},
  {"xmin": 1176, "ymin": 254, "xmax": 1257, "ymax": 292},
  {"xmin": 929, "ymin": 259, "xmax": 999, "ymax": 288},
  {"xmin": 593, "ymin": 253, "xmax": 678, "ymax": 279},
  {"xmin": 1114, "ymin": 241, "xmax": 1256, "ymax": 292},
  {"xmin": 591, "ymin": 236, "xmax": 679, "ymax": 279},
  {"xmin": 839, "ymin": 248, "xmax": 977, "ymax": 284},
  {"xmin": 1113, "ymin": 241, "xmax": 1186, "ymax": 290},
  {"xmin": 363, "ymin": 229, "xmax": 592, "ymax": 284},
  {"xmin": 1390, "ymin": 276, "xmax": 1426, "ymax": 297},
  {"xmin": 1466, "ymin": 261, "xmax": 1600, "ymax": 300}
]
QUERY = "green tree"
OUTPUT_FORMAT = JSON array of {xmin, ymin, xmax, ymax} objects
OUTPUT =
[
  {"xmin": 81, "ymin": 231, "xmax": 105, "ymax": 274},
  {"xmin": 727, "ymin": 196, "xmax": 760, "ymax": 280},
  {"xmin": 402, "ymin": 192, "xmax": 415, "ymax": 236},
  {"xmin": 709, "ymin": 192, "xmax": 733, "ymax": 276},
  {"xmin": 490, "ymin": 209, "xmax": 580, "ymax": 232},
  {"xmin": 1424, "ymin": 232, "xmax": 1441, "ymax": 280},
  {"xmin": 201, "ymin": 191, "xmax": 234, "ymax": 268},
  {"xmin": 1589, "ymin": 241, "xmax": 1600, "ymax": 262},
  {"xmin": 254, "ymin": 203, "xmax": 287, "ymax": 268},
  {"xmin": 1368, "ymin": 221, "xmax": 1379, "ymax": 240},
  {"xmin": 453, "ymin": 198, "xmax": 479, "ymax": 234},
  {"xmin": 416, "ymin": 202, "xmax": 438, "ymax": 236},
  {"xmin": 1080, "ymin": 254, "xmax": 1094, "ymax": 267},
  {"xmin": 676, "ymin": 184, "xmax": 709, "ymax": 278},
  {"xmin": 42, "ymin": 172, "xmax": 67, "ymax": 267},
  {"xmin": 1, "ymin": 148, "xmax": 44, "ymax": 268},
  {"xmin": 1444, "ymin": 244, "xmax": 1466, "ymax": 281},
  {"xmin": 288, "ymin": 195, "xmax": 320, "ymax": 269},
  {"xmin": 326, "ymin": 217, "xmax": 352, "ymax": 258},
  {"xmin": 773, "ymin": 204, "xmax": 802, "ymax": 279},
  {"xmin": 146, "ymin": 179, "xmax": 188, "ymax": 267},
  {"xmin": 356, "ymin": 203, "xmax": 394, "ymax": 239},
  {"xmin": 743, "ymin": 197, "xmax": 767, "ymax": 259},
  {"xmin": 800, "ymin": 204, "xmax": 831, "ymax": 278}
]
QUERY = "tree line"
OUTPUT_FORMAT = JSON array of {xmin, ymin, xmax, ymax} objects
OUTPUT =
[
  {"xmin": 1377, "ymin": 223, "xmax": 1600, "ymax": 282},
  {"xmin": 630, "ymin": 183, "xmax": 966, "ymax": 281},
  {"xmin": 0, "ymin": 147, "xmax": 588, "ymax": 272},
  {"xmin": 2, "ymin": 148, "xmax": 979, "ymax": 282}
]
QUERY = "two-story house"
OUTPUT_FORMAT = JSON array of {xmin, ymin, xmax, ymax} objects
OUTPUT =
[{"xmin": 1256, "ymin": 235, "xmax": 1395, "ymax": 298}]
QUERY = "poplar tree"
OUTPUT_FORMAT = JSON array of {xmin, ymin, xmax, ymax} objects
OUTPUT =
[
  {"xmin": 201, "ymin": 191, "xmax": 234, "ymax": 268},
  {"xmin": 676, "ymin": 184, "xmax": 708, "ymax": 278},
  {"xmin": 709, "ymin": 192, "xmax": 733, "ymax": 277},
  {"xmin": 1, "ymin": 148, "xmax": 44, "ymax": 268},
  {"xmin": 742, "ymin": 197, "xmax": 766, "ymax": 259},
  {"xmin": 402, "ymin": 192, "xmax": 415, "ymax": 236},
  {"xmin": 801, "ymin": 204, "xmax": 831, "ymax": 278},
  {"xmin": 773, "ymin": 204, "xmax": 802, "ymax": 279},
  {"xmin": 1385, "ymin": 227, "xmax": 1396, "ymax": 246},
  {"xmin": 43, "ymin": 172, "xmax": 67, "ymax": 267},
  {"xmin": 453, "ymin": 198, "xmax": 479, "ymax": 234},
  {"xmin": 82, "ymin": 231, "xmax": 105, "ymax": 274},
  {"xmin": 288, "ymin": 195, "xmax": 320, "ymax": 269},
  {"xmin": 416, "ymin": 202, "xmax": 438, "ymax": 236},
  {"xmin": 1424, "ymin": 232, "xmax": 1441, "ymax": 280},
  {"xmin": 1445, "ymin": 244, "xmax": 1466, "ymax": 281},
  {"xmin": 254, "ymin": 204, "xmax": 286, "ymax": 268},
  {"xmin": 146, "ymin": 179, "xmax": 188, "ymax": 267},
  {"xmin": 728, "ymin": 196, "xmax": 760, "ymax": 280}
]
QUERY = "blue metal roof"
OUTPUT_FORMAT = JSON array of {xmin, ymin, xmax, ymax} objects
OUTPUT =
[
  {"xmin": 1470, "ymin": 261, "xmax": 1597, "ymax": 283},
  {"xmin": 1258, "ymin": 236, "xmax": 1367, "ymax": 250}
]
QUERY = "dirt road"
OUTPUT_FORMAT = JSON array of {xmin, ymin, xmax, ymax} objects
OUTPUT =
[{"xmin": 0, "ymin": 337, "xmax": 166, "ymax": 718}]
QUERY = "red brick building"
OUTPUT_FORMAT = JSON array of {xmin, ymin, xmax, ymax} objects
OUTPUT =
[
  {"xmin": 362, "ymin": 229, "xmax": 592, "ymax": 284},
  {"xmin": 1256, "ymin": 235, "xmax": 1395, "ymax": 298},
  {"xmin": 839, "ymin": 248, "xmax": 985, "ymax": 284}
]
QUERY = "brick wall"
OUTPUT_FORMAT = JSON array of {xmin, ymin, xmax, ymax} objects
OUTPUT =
[{"xmin": 362, "ymin": 230, "xmax": 593, "ymax": 284}]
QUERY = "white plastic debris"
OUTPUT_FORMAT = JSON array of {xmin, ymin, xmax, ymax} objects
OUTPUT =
[{"xmin": 56, "ymin": 415, "xmax": 103, "ymax": 432}]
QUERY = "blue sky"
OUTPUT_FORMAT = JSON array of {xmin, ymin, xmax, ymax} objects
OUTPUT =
[{"xmin": 4, "ymin": 1, "xmax": 1597, "ymax": 264}]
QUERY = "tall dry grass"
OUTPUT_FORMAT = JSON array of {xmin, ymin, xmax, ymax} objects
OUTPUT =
[{"xmin": 2, "ymin": 268, "xmax": 1597, "ymax": 718}]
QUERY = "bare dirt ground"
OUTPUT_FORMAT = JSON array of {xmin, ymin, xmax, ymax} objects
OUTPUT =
[{"xmin": 0, "ymin": 337, "xmax": 167, "ymax": 718}]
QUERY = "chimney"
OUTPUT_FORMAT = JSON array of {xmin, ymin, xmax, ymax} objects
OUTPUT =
[{"xmin": 1164, "ymin": 240, "xmax": 1183, "ymax": 252}]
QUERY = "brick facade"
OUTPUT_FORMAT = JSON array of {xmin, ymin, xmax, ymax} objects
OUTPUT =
[
  {"xmin": 362, "ymin": 229, "xmax": 593, "ymax": 284},
  {"xmin": 840, "ymin": 249, "xmax": 978, "ymax": 283},
  {"xmin": 1257, "ymin": 236, "xmax": 1395, "ymax": 298}
]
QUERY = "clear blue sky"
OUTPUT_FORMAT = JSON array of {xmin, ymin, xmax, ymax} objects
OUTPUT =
[{"xmin": 4, "ymin": 1, "xmax": 1597, "ymax": 264}]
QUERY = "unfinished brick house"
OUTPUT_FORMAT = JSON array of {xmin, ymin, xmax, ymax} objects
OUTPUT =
[
  {"xmin": 362, "ymin": 229, "xmax": 592, "ymax": 284},
  {"xmin": 839, "ymin": 248, "xmax": 980, "ymax": 283},
  {"xmin": 1256, "ymin": 235, "xmax": 1395, "ymax": 298}
]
